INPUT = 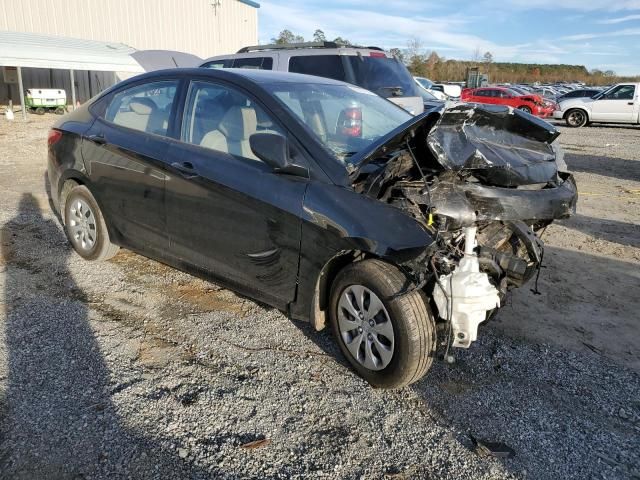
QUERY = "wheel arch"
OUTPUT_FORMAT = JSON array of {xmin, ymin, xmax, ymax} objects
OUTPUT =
[
  {"xmin": 308, "ymin": 250, "xmax": 377, "ymax": 331},
  {"xmin": 307, "ymin": 247, "xmax": 429, "ymax": 331},
  {"xmin": 58, "ymin": 173, "xmax": 119, "ymax": 243}
]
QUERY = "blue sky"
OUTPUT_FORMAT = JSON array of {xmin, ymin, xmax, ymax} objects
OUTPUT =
[{"xmin": 258, "ymin": 0, "xmax": 640, "ymax": 75}]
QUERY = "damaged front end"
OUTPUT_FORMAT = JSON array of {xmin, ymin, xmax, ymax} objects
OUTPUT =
[{"xmin": 351, "ymin": 104, "xmax": 577, "ymax": 349}]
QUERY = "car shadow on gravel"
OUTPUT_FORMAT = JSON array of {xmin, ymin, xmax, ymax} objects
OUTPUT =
[
  {"xmin": 0, "ymin": 193, "xmax": 222, "ymax": 479},
  {"xmin": 559, "ymin": 214, "xmax": 640, "ymax": 248},
  {"xmin": 564, "ymin": 152, "xmax": 640, "ymax": 182}
]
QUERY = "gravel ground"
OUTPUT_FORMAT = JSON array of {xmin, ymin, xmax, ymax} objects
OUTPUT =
[{"xmin": 0, "ymin": 114, "xmax": 638, "ymax": 479}]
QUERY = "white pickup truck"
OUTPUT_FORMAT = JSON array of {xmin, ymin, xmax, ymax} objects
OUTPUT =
[{"xmin": 553, "ymin": 83, "xmax": 640, "ymax": 127}]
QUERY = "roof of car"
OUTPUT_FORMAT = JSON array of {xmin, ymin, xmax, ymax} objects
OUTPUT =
[
  {"xmin": 135, "ymin": 67, "xmax": 346, "ymax": 86},
  {"xmin": 213, "ymin": 67, "xmax": 345, "ymax": 85}
]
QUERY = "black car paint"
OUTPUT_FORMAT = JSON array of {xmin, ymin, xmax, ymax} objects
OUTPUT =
[{"xmin": 48, "ymin": 68, "xmax": 435, "ymax": 322}]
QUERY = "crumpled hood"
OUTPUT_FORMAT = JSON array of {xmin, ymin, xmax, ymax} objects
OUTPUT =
[{"xmin": 427, "ymin": 104, "xmax": 562, "ymax": 187}]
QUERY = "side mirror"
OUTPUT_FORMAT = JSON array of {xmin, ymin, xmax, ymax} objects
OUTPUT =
[{"xmin": 249, "ymin": 132, "xmax": 307, "ymax": 177}]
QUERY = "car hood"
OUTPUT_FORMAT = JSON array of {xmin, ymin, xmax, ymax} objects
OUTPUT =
[{"xmin": 351, "ymin": 103, "xmax": 562, "ymax": 188}]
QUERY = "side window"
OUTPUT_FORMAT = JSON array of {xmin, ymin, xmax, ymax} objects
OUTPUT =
[
  {"xmin": 232, "ymin": 57, "xmax": 273, "ymax": 70},
  {"xmin": 604, "ymin": 85, "xmax": 635, "ymax": 100},
  {"xmin": 201, "ymin": 59, "xmax": 233, "ymax": 69},
  {"xmin": 181, "ymin": 81, "xmax": 284, "ymax": 162},
  {"xmin": 474, "ymin": 90, "xmax": 487, "ymax": 97},
  {"xmin": 104, "ymin": 81, "xmax": 178, "ymax": 136},
  {"xmin": 288, "ymin": 55, "xmax": 346, "ymax": 81}
]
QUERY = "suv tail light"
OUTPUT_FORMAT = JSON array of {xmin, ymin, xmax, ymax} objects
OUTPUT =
[
  {"xmin": 337, "ymin": 105, "xmax": 362, "ymax": 137},
  {"xmin": 369, "ymin": 51, "xmax": 387, "ymax": 58},
  {"xmin": 48, "ymin": 129, "xmax": 63, "ymax": 146}
]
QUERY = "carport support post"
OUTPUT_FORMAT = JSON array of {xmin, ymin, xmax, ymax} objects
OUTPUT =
[
  {"xmin": 17, "ymin": 66, "xmax": 26, "ymax": 121},
  {"xmin": 70, "ymin": 69, "xmax": 76, "ymax": 111}
]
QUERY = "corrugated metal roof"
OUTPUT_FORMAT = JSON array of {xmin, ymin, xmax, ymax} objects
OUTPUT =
[{"xmin": 0, "ymin": 30, "xmax": 145, "ymax": 72}]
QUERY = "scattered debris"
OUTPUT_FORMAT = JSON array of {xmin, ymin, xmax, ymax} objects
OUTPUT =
[
  {"xmin": 240, "ymin": 438, "xmax": 271, "ymax": 450},
  {"xmin": 470, "ymin": 434, "xmax": 516, "ymax": 458}
]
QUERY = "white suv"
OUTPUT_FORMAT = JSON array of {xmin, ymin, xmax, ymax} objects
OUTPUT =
[{"xmin": 200, "ymin": 42, "xmax": 424, "ymax": 115}]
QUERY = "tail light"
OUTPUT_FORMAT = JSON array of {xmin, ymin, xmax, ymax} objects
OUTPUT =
[
  {"xmin": 48, "ymin": 129, "xmax": 62, "ymax": 146},
  {"xmin": 338, "ymin": 105, "xmax": 362, "ymax": 137}
]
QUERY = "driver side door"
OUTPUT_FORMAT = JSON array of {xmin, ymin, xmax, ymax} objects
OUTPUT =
[
  {"xmin": 164, "ymin": 79, "xmax": 308, "ymax": 309},
  {"xmin": 591, "ymin": 85, "xmax": 637, "ymax": 123}
]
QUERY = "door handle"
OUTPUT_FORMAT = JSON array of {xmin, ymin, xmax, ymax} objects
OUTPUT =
[
  {"xmin": 171, "ymin": 161, "xmax": 198, "ymax": 178},
  {"xmin": 87, "ymin": 134, "xmax": 106, "ymax": 145},
  {"xmin": 628, "ymin": 102, "xmax": 635, "ymax": 105}
]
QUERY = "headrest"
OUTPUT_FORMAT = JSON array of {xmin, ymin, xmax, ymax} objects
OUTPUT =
[
  {"xmin": 129, "ymin": 97, "xmax": 156, "ymax": 115},
  {"xmin": 218, "ymin": 106, "xmax": 257, "ymax": 141}
]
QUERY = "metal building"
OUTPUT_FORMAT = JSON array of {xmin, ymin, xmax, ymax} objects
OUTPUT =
[{"xmin": 0, "ymin": 0, "xmax": 259, "ymax": 110}]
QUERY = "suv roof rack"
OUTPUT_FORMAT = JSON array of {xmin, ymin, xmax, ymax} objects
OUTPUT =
[{"xmin": 236, "ymin": 41, "xmax": 384, "ymax": 53}]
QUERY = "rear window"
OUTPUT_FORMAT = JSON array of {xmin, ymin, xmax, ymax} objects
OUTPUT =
[
  {"xmin": 201, "ymin": 57, "xmax": 273, "ymax": 70},
  {"xmin": 232, "ymin": 57, "xmax": 273, "ymax": 70},
  {"xmin": 348, "ymin": 56, "xmax": 418, "ymax": 98},
  {"xmin": 288, "ymin": 55, "xmax": 346, "ymax": 82}
]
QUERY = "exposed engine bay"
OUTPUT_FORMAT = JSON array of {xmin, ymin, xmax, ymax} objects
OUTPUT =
[{"xmin": 351, "ymin": 104, "xmax": 578, "ymax": 349}]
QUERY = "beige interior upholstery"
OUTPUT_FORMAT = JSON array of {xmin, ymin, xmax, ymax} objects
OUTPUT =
[
  {"xmin": 200, "ymin": 106, "xmax": 258, "ymax": 159},
  {"xmin": 113, "ymin": 97, "xmax": 157, "ymax": 132}
]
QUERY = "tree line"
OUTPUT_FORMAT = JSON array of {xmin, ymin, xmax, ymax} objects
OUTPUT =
[{"xmin": 269, "ymin": 30, "xmax": 640, "ymax": 85}]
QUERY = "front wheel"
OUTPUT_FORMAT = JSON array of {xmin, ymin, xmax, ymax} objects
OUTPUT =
[
  {"xmin": 565, "ymin": 109, "xmax": 588, "ymax": 127},
  {"xmin": 329, "ymin": 259, "xmax": 436, "ymax": 389},
  {"xmin": 517, "ymin": 106, "xmax": 532, "ymax": 114},
  {"xmin": 64, "ymin": 185, "xmax": 119, "ymax": 261}
]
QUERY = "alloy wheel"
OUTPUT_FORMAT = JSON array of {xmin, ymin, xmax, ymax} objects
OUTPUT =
[{"xmin": 567, "ymin": 110, "xmax": 586, "ymax": 127}]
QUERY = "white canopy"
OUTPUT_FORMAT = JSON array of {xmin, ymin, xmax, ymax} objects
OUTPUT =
[{"xmin": 0, "ymin": 30, "xmax": 144, "ymax": 72}]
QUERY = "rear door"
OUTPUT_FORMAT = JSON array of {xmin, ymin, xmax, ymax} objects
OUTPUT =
[
  {"xmin": 83, "ymin": 78, "xmax": 180, "ymax": 254},
  {"xmin": 164, "ymin": 79, "xmax": 308, "ymax": 308},
  {"xmin": 591, "ymin": 85, "xmax": 637, "ymax": 123}
]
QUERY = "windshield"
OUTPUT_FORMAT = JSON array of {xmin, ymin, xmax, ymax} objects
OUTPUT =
[
  {"xmin": 417, "ymin": 85, "xmax": 439, "ymax": 101},
  {"xmin": 415, "ymin": 77, "xmax": 434, "ymax": 89},
  {"xmin": 265, "ymin": 82, "xmax": 412, "ymax": 163},
  {"xmin": 509, "ymin": 87, "xmax": 528, "ymax": 96},
  {"xmin": 347, "ymin": 56, "xmax": 419, "ymax": 98}
]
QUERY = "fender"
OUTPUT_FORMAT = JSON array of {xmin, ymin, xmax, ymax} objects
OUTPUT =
[{"xmin": 288, "ymin": 182, "xmax": 436, "ymax": 326}]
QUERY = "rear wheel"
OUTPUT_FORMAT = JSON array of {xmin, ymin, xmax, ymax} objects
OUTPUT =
[
  {"xmin": 329, "ymin": 259, "xmax": 436, "ymax": 389},
  {"xmin": 566, "ymin": 109, "xmax": 587, "ymax": 127},
  {"xmin": 63, "ymin": 185, "xmax": 119, "ymax": 261},
  {"xmin": 517, "ymin": 106, "xmax": 532, "ymax": 114}
]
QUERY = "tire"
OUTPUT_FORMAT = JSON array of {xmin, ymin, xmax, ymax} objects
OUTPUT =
[
  {"xmin": 517, "ymin": 106, "xmax": 532, "ymax": 114},
  {"xmin": 35, "ymin": 107, "xmax": 45, "ymax": 115},
  {"xmin": 63, "ymin": 185, "xmax": 119, "ymax": 261},
  {"xmin": 565, "ymin": 109, "xmax": 587, "ymax": 128},
  {"xmin": 54, "ymin": 106, "xmax": 66, "ymax": 115},
  {"xmin": 329, "ymin": 259, "xmax": 436, "ymax": 389}
]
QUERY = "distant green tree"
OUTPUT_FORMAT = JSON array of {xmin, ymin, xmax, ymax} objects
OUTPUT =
[
  {"xmin": 389, "ymin": 48, "xmax": 404, "ymax": 62},
  {"xmin": 312, "ymin": 29, "xmax": 326, "ymax": 42},
  {"xmin": 483, "ymin": 51, "xmax": 493, "ymax": 64},
  {"xmin": 271, "ymin": 29, "xmax": 305, "ymax": 45},
  {"xmin": 333, "ymin": 36, "xmax": 350, "ymax": 45}
]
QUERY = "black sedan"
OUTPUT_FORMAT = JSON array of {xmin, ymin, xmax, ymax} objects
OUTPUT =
[
  {"xmin": 556, "ymin": 88, "xmax": 602, "ymax": 102},
  {"xmin": 48, "ymin": 68, "xmax": 577, "ymax": 388}
]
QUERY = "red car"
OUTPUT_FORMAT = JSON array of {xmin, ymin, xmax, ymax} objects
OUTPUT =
[{"xmin": 461, "ymin": 87, "xmax": 554, "ymax": 118}]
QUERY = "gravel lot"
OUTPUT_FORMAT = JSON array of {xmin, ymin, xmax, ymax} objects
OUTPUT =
[{"xmin": 0, "ymin": 114, "xmax": 638, "ymax": 479}]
